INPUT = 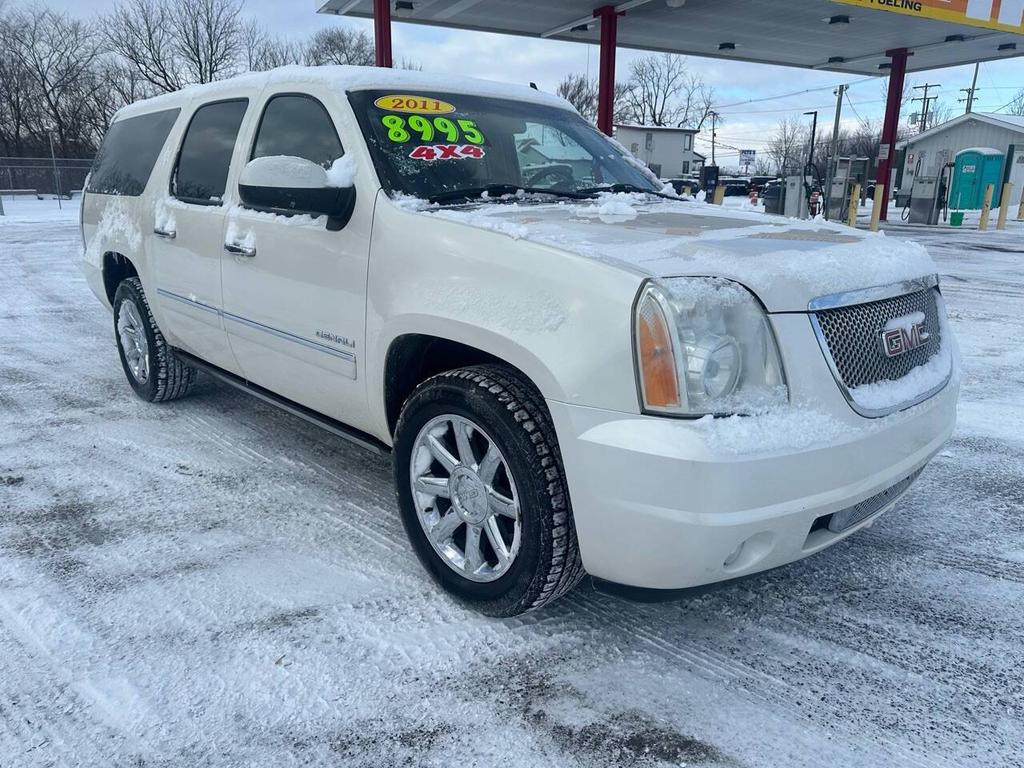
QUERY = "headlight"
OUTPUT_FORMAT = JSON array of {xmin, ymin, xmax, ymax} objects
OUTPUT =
[{"xmin": 634, "ymin": 278, "xmax": 787, "ymax": 416}]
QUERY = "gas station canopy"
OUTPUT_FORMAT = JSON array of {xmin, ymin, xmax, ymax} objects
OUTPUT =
[
  {"xmin": 317, "ymin": 0, "xmax": 1024, "ymax": 75},
  {"xmin": 316, "ymin": 0, "xmax": 1024, "ymax": 219}
]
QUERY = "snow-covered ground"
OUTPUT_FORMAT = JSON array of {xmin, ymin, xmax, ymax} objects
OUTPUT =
[{"xmin": 1, "ymin": 197, "xmax": 1021, "ymax": 767}]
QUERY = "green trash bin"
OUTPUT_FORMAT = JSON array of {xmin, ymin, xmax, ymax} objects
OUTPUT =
[{"xmin": 950, "ymin": 211, "xmax": 964, "ymax": 227}]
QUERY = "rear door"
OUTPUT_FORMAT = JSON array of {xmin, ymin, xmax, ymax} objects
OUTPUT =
[
  {"xmin": 151, "ymin": 98, "xmax": 250, "ymax": 373},
  {"xmin": 221, "ymin": 88, "xmax": 373, "ymax": 426}
]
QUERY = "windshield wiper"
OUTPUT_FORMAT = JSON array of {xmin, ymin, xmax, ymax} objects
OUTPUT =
[
  {"xmin": 426, "ymin": 184, "xmax": 597, "ymax": 205},
  {"xmin": 576, "ymin": 182, "xmax": 679, "ymax": 200}
]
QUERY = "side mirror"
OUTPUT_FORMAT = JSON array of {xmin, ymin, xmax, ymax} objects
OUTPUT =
[{"xmin": 238, "ymin": 155, "xmax": 356, "ymax": 229}]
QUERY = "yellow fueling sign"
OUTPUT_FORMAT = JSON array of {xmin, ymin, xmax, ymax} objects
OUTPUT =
[{"xmin": 832, "ymin": 0, "xmax": 1024, "ymax": 34}]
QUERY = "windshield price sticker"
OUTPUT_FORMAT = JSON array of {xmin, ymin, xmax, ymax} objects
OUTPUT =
[
  {"xmin": 409, "ymin": 144, "xmax": 485, "ymax": 161},
  {"xmin": 374, "ymin": 95, "xmax": 456, "ymax": 114},
  {"xmin": 381, "ymin": 114, "xmax": 486, "ymax": 145}
]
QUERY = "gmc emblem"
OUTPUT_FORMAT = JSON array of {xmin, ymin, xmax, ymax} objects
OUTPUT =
[{"xmin": 881, "ymin": 319, "xmax": 929, "ymax": 358}]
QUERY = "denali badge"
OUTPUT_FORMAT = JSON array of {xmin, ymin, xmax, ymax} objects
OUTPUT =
[{"xmin": 881, "ymin": 311, "xmax": 929, "ymax": 358}]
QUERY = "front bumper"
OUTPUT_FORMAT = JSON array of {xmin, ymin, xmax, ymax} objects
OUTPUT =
[{"xmin": 547, "ymin": 378, "xmax": 958, "ymax": 590}]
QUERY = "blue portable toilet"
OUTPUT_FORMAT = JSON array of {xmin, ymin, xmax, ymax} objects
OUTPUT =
[{"xmin": 950, "ymin": 147, "xmax": 1004, "ymax": 209}]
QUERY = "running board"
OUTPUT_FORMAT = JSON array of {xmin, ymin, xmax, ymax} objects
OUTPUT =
[{"xmin": 173, "ymin": 349, "xmax": 390, "ymax": 456}]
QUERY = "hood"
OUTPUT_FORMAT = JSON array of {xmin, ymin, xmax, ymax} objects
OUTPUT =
[{"xmin": 417, "ymin": 193, "xmax": 938, "ymax": 312}]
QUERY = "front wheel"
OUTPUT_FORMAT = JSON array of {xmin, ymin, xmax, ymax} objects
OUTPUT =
[
  {"xmin": 393, "ymin": 365, "xmax": 585, "ymax": 616},
  {"xmin": 113, "ymin": 277, "xmax": 196, "ymax": 402}
]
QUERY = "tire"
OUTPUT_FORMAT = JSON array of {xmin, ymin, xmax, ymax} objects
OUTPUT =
[
  {"xmin": 393, "ymin": 364, "xmax": 585, "ymax": 616},
  {"xmin": 113, "ymin": 277, "xmax": 196, "ymax": 402}
]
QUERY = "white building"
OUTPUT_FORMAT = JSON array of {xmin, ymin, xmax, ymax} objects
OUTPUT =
[
  {"xmin": 613, "ymin": 124, "xmax": 703, "ymax": 178},
  {"xmin": 896, "ymin": 112, "xmax": 1024, "ymax": 199}
]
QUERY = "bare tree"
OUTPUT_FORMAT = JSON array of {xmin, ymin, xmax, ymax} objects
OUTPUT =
[
  {"xmin": 106, "ymin": 0, "xmax": 244, "ymax": 92},
  {"xmin": 106, "ymin": 0, "xmax": 186, "ymax": 92},
  {"xmin": 622, "ymin": 53, "xmax": 687, "ymax": 126},
  {"xmin": 242, "ymin": 20, "xmax": 302, "ymax": 71},
  {"xmin": 173, "ymin": 0, "xmax": 244, "ymax": 84},
  {"xmin": 0, "ymin": 11, "xmax": 43, "ymax": 155},
  {"xmin": 765, "ymin": 116, "xmax": 807, "ymax": 175},
  {"xmin": 556, "ymin": 73, "xmax": 642, "ymax": 125},
  {"xmin": 618, "ymin": 53, "xmax": 714, "ymax": 128},
  {"xmin": 5, "ymin": 6, "xmax": 102, "ymax": 155},
  {"xmin": 557, "ymin": 73, "xmax": 597, "ymax": 120},
  {"xmin": 1007, "ymin": 89, "xmax": 1024, "ymax": 117},
  {"xmin": 305, "ymin": 27, "xmax": 375, "ymax": 67}
]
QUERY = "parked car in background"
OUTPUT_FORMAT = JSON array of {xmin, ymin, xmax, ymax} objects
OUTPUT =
[{"xmin": 81, "ymin": 66, "xmax": 958, "ymax": 616}]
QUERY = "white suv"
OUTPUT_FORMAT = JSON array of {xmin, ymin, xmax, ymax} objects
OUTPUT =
[{"xmin": 81, "ymin": 66, "xmax": 958, "ymax": 616}]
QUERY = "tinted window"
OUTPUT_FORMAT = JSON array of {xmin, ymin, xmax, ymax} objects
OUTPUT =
[
  {"xmin": 173, "ymin": 99, "xmax": 248, "ymax": 204},
  {"xmin": 87, "ymin": 109, "xmax": 180, "ymax": 196},
  {"xmin": 251, "ymin": 94, "xmax": 343, "ymax": 168}
]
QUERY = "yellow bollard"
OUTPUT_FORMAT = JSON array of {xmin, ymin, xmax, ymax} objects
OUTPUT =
[
  {"xmin": 1018, "ymin": 191, "xmax": 1024, "ymax": 222},
  {"xmin": 847, "ymin": 183, "xmax": 861, "ymax": 228},
  {"xmin": 979, "ymin": 183, "xmax": 994, "ymax": 231},
  {"xmin": 712, "ymin": 185, "xmax": 725, "ymax": 205},
  {"xmin": 870, "ymin": 183, "xmax": 884, "ymax": 232},
  {"xmin": 997, "ymin": 182, "xmax": 1012, "ymax": 230}
]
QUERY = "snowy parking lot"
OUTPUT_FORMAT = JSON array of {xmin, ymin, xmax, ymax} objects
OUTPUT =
[{"xmin": 1, "ymin": 198, "xmax": 1022, "ymax": 767}]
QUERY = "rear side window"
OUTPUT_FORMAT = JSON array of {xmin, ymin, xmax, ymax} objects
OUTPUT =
[
  {"xmin": 251, "ymin": 94, "xmax": 343, "ymax": 169},
  {"xmin": 87, "ymin": 108, "xmax": 180, "ymax": 196},
  {"xmin": 173, "ymin": 99, "xmax": 248, "ymax": 205}
]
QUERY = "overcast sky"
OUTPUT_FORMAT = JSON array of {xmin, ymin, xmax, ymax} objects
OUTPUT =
[{"xmin": 46, "ymin": 0, "xmax": 1024, "ymax": 166}]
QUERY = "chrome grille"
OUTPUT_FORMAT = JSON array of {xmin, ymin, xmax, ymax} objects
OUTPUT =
[
  {"xmin": 812, "ymin": 287, "xmax": 942, "ymax": 390},
  {"xmin": 827, "ymin": 467, "xmax": 924, "ymax": 532}
]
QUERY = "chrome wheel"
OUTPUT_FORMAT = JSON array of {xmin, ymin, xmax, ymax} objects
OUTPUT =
[
  {"xmin": 410, "ymin": 414, "xmax": 522, "ymax": 582},
  {"xmin": 117, "ymin": 299, "xmax": 150, "ymax": 384}
]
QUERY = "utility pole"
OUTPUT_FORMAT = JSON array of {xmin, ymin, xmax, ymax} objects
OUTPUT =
[
  {"xmin": 709, "ymin": 110, "xmax": 718, "ymax": 165},
  {"xmin": 804, "ymin": 110, "xmax": 818, "ymax": 170},
  {"xmin": 823, "ymin": 84, "xmax": 846, "ymax": 221},
  {"xmin": 960, "ymin": 63, "xmax": 980, "ymax": 113},
  {"xmin": 49, "ymin": 132, "xmax": 63, "ymax": 211},
  {"xmin": 911, "ymin": 83, "xmax": 941, "ymax": 132}
]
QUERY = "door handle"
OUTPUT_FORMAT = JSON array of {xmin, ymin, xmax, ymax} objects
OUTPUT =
[
  {"xmin": 224, "ymin": 242, "xmax": 256, "ymax": 258},
  {"xmin": 153, "ymin": 227, "xmax": 176, "ymax": 239}
]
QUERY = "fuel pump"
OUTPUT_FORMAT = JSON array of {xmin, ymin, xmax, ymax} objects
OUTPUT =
[{"xmin": 905, "ymin": 158, "xmax": 953, "ymax": 225}]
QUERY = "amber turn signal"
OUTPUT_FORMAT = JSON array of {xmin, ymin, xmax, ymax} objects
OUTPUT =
[{"xmin": 636, "ymin": 289, "xmax": 681, "ymax": 409}]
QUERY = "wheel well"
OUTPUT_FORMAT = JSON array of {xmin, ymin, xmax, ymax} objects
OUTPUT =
[
  {"xmin": 384, "ymin": 334, "xmax": 512, "ymax": 435},
  {"xmin": 102, "ymin": 252, "xmax": 138, "ymax": 305}
]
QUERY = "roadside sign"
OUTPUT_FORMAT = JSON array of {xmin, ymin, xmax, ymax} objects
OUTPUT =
[{"xmin": 739, "ymin": 149, "xmax": 755, "ymax": 166}]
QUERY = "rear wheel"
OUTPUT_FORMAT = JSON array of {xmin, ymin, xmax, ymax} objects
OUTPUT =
[
  {"xmin": 113, "ymin": 277, "xmax": 196, "ymax": 402},
  {"xmin": 393, "ymin": 365, "xmax": 585, "ymax": 616}
]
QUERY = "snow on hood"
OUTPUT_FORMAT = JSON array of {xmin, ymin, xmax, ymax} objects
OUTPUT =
[{"xmin": 412, "ymin": 193, "xmax": 938, "ymax": 312}]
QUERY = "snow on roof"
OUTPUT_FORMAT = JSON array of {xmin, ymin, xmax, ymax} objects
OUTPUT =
[
  {"xmin": 955, "ymin": 146, "xmax": 1004, "ymax": 156},
  {"xmin": 614, "ymin": 123, "xmax": 699, "ymax": 133},
  {"xmin": 898, "ymin": 110, "xmax": 1024, "ymax": 148},
  {"xmin": 115, "ymin": 65, "xmax": 572, "ymax": 121}
]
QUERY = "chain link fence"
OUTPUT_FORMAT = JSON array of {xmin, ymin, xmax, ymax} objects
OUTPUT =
[{"xmin": 0, "ymin": 156, "xmax": 94, "ymax": 200}]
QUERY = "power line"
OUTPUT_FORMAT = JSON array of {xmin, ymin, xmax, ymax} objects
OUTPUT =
[{"xmin": 711, "ymin": 77, "xmax": 875, "ymax": 109}]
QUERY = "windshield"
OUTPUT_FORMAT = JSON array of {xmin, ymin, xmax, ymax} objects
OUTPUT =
[{"xmin": 348, "ymin": 89, "xmax": 662, "ymax": 202}]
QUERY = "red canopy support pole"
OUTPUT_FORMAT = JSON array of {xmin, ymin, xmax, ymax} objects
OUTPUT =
[
  {"xmin": 595, "ymin": 5, "xmax": 619, "ymax": 136},
  {"xmin": 877, "ymin": 48, "xmax": 907, "ymax": 221},
  {"xmin": 373, "ymin": 0, "xmax": 393, "ymax": 68}
]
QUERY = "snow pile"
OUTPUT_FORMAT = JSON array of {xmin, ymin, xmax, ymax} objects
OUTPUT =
[
  {"xmin": 116, "ymin": 65, "xmax": 572, "ymax": 123},
  {"xmin": 326, "ymin": 155, "xmax": 357, "ymax": 188},
  {"xmin": 241, "ymin": 155, "xmax": 327, "ymax": 188},
  {"xmin": 692, "ymin": 406, "xmax": 850, "ymax": 456},
  {"xmin": 575, "ymin": 192, "xmax": 638, "ymax": 222},
  {"xmin": 402, "ymin": 193, "xmax": 940, "ymax": 309},
  {"xmin": 849, "ymin": 308, "xmax": 959, "ymax": 412},
  {"xmin": 153, "ymin": 197, "xmax": 176, "ymax": 234},
  {"xmin": 224, "ymin": 220, "xmax": 255, "ymax": 251},
  {"xmin": 433, "ymin": 205, "xmax": 530, "ymax": 240},
  {"xmin": 84, "ymin": 197, "xmax": 140, "ymax": 266}
]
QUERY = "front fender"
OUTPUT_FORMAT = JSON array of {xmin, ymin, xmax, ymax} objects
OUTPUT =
[{"xmin": 365, "ymin": 194, "xmax": 645, "ymax": 439}]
